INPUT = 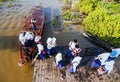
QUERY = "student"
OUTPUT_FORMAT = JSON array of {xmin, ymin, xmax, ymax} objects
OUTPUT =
[
  {"xmin": 69, "ymin": 56, "xmax": 82, "ymax": 73},
  {"xmin": 71, "ymin": 44, "xmax": 81, "ymax": 60},
  {"xmin": 51, "ymin": 37, "xmax": 57, "ymax": 54},
  {"xmin": 34, "ymin": 33, "xmax": 41, "ymax": 44},
  {"xmin": 54, "ymin": 53, "xmax": 71, "ymax": 69},
  {"xmin": 54, "ymin": 53, "xmax": 63, "ymax": 68},
  {"xmin": 37, "ymin": 43, "xmax": 45, "ymax": 59},
  {"xmin": 97, "ymin": 60, "xmax": 115, "ymax": 75},
  {"xmin": 66, "ymin": 39, "xmax": 78, "ymax": 56},
  {"xmin": 91, "ymin": 52, "xmax": 110, "ymax": 68},
  {"xmin": 46, "ymin": 37, "xmax": 53, "ymax": 57},
  {"xmin": 24, "ymin": 32, "xmax": 34, "ymax": 47},
  {"xmin": 110, "ymin": 48, "xmax": 120, "ymax": 58},
  {"xmin": 18, "ymin": 32, "xmax": 25, "ymax": 46},
  {"xmin": 31, "ymin": 18, "xmax": 36, "ymax": 31}
]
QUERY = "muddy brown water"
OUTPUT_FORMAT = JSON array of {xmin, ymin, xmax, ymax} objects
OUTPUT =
[{"xmin": 0, "ymin": 0, "xmax": 95, "ymax": 82}]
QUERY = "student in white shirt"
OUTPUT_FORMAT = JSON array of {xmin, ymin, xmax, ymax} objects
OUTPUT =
[
  {"xmin": 51, "ymin": 37, "xmax": 57, "ymax": 54},
  {"xmin": 19, "ymin": 32, "xmax": 25, "ymax": 46},
  {"xmin": 54, "ymin": 53, "xmax": 62, "ymax": 68},
  {"xmin": 46, "ymin": 37, "xmax": 53, "ymax": 57},
  {"xmin": 91, "ymin": 52, "xmax": 110, "ymax": 68},
  {"xmin": 37, "ymin": 43, "xmax": 45, "ymax": 59},
  {"xmin": 66, "ymin": 39, "xmax": 78, "ymax": 58},
  {"xmin": 69, "ymin": 56, "xmax": 82, "ymax": 73},
  {"xmin": 97, "ymin": 60, "xmax": 115, "ymax": 75}
]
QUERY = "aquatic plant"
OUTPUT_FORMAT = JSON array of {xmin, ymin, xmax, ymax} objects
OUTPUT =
[
  {"xmin": 50, "ymin": 16, "xmax": 61, "ymax": 28},
  {"xmin": 6, "ymin": 2, "xmax": 12, "ymax": 8}
]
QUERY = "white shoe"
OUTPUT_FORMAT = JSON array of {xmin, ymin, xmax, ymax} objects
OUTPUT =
[{"xmin": 60, "ymin": 77, "xmax": 64, "ymax": 80}]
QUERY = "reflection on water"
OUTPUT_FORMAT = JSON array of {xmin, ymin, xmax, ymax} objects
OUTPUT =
[{"xmin": 0, "ymin": 36, "xmax": 33, "ymax": 82}]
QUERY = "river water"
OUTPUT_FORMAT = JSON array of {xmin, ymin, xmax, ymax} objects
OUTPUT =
[{"xmin": 0, "ymin": 0, "xmax": 95, "ymax": 82}]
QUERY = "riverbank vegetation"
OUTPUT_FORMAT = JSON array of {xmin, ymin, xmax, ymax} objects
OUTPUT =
[
  {"xmin": 70, "ymin": 0, "xmax": 120, "ymax": 47},
  {"xmin": 0, "ymin": 0, "xmax": 18, "ymax": 8}
]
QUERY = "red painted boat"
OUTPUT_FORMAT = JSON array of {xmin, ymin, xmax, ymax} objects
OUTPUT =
[{"xmin": 18, "ymin": 6, "xmax": 44, "ymax": 66}]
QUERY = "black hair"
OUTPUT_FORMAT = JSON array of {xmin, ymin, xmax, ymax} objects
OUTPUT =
[
  {"xmin": 75, "ymin": 44, "xmax": 79, "ymax": 48},
  {"xmin": 73, "ymin": 39, "xmax": 77, "ymax": 43}
]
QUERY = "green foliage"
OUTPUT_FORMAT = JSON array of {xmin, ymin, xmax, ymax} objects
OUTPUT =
[
  {"xmin": 6, "ymin": 2, "xmax": 12, "ymax": 8},
  {"xmin": 62, "ymin": 10, "xmax": 82, "ymax": 21},
  {"xmin": 0, "ymin": 0, "xmax": 18, "ymax": 2},
  {"xmin": 0, "ymin": 2, "xmax": 3, "ymax": 6},
  {"xmin": 83, "ymin": 2, "xmax": 120, "ymax": 47},
  {"xmin": 50, "ymin": 16, "xmax": 61, "ymax": 27},
  {"xmin": 1, "ymin": 0, "xmax": 7, "ymax": 2},
  {"xmin": 72, "ymin": 0, "xmax": 100, "ymax": 14}
]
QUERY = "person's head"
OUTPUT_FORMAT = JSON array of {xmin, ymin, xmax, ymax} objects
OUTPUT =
[
  {"xmin": 52, "ymin": 37, "xmax": 56, "ymax": 43},
  {"xmin": 47, "ymin": 37, "xmax": 52, "ymax": 43},
  {"xmin": 33, "ymin": 18, "xmax": 36, "ymax": 21},
  {"xmin": 75, "ymin": 44, "xmax": 79, "ymax": 48},
  {"xmin": 73, "ymin": 39, "xmax": 77, "ymax": 43}
]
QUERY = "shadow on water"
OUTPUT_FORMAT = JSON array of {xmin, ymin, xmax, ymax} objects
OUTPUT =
[
  {"xmin": 0, "ymin": 36, "xmax": 19, "ymax": 51},
  {"xmin": 42, "ymin": 6, "xmax": 53, "ymax": 45}
]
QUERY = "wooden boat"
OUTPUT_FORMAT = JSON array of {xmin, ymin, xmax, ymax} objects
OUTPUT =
[
  {"xmin": 18, "ymin": 6, "xmax": 44, "ymax": 67},
  {"xmin": 83, "ymin": 32, "xmax": 114, "ymax": 52}
]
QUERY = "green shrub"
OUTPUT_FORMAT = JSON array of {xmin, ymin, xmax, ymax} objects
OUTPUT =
[
  {"xmin": 72, "ymin": 0, "xmax": 100, "ymax": 14},
  {"xmin": 83, "ymin": 2, "xmax": 120, "ymax": 47}
]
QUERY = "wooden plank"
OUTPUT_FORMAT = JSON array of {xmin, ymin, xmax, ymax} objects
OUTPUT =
[{"xmin": 32, "ymin": 46, "xmax": 120, "ymax": 82}]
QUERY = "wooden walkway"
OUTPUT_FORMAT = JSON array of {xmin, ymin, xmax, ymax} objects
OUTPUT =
[
  {"xmin": 32, "ymin": 46, "xmax": 78, "ymax": 82},
  {"xmin": 32, "ymin": 47, "xmax": 120, "ymax": 82},
  {"xmin": 32, "ymin": 58, "xmax": 79, "ymax": 82}
]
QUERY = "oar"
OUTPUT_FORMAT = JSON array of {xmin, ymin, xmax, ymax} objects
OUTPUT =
[{"xmin": 31, "ymin": 53, "xmax": 39, "ymax": 66}]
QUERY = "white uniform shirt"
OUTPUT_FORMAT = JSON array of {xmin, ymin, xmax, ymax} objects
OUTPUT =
[
  {"xmin": 19, "ymin": 33, "xmax": 25, "ymax": 45},
  {"xmin": 104, "ymin": 60, "xmax": 115, "ymax": 74},
  {"xmin": 72, "ymin": 48, "xmax": 81, "ymax": 55},
  {"xmin": 55, "ymin": 53, "xmax": 62, "ymax": 65},
  {"xmin": 98, "ymin": 53, "xmax": 110, "ymax": 65},
  {"xmin": 72, "ymin": 56, "xmax": 82, "ymax": 72},
  {"xmin": 69, "ymin": 41, "xmax": 77, "ymax": 50},
  {"xmin": 31, "ymin": 19, "xmax": 36, "ymax": 23},
  {"xmin": 24, "ymin": 32, "xmax": 34, "ymax": 40},
  {"xmin": 37, "ymin": 44, "xmax": 44, "ymax": 54},
  {"xmin": 35, "ymin": 36, "xmax": 41, "ymax": 43},
  {"xmin": 47, "ymin": 37, "xmax": 53, "ymax": 49},
  {"xmin": 52, "ymin": 37, "xmax": 57, "ymax": 47}
]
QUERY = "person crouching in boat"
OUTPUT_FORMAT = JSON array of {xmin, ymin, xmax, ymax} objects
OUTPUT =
[
  {"xmin": 97, "ymin": 60, "xmax": 115, "ymax": 76},
  {"xmin": 34, "ymin": 32, "xmax": 42, "ymax": 44},
  {"xmin": 19, "ymin": 32, "xmax": 26, "ymax": 46},
  {"xmin": 19, "ymin": 31, "xmax": 35, "ymax": 61},
  {"xmin": 69, "ymin": 56, "xmax": 82, "ymax": 73},
  {"xmin": 31, "ymin": 18, "xmax": 37, "ymax": 33}
]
